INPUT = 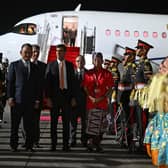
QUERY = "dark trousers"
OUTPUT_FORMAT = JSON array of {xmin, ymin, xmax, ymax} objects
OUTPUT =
[
  {"xmin": 10, "ymin": 103, "xmax": 35, "ymax": 149},
  {"xmin": 70, "ymin": 102, "xmax": 87, "ymax": 144},
  {"xmin": 0, "ymin": 109, "xmax": 3, "ymax": 121},
  {"xmin": 135, "ymin": 105, "xmax": 149, "ymax": 145},
  {"xmin": 0, "ymin": 98, "xmax": 6, "ymax": 121},
  {"xmin": 34, "ymin": 108, "xmax": 42, "ymax": 144},
  {"xmin": 50, "ymin": 90, "xmax": 71, "ymax": 148}
]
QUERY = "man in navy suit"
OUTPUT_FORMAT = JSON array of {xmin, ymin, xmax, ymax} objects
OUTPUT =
[
  {"xmin": 7, "ymin": 43, "xmax": 41, "ymax": 152},
  {"xmin": 31, "ymin": 44, "xmax": 46, "ymax": 148},
  {"xmin": 70, "ymin": 55, "xmax": 88, "ymax": 147},
  {"xmin": 45, "ymin": 44, "xmax": 76, "ymax": 151}
]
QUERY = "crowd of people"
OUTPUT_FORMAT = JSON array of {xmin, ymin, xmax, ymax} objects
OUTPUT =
[
  {"xmin": 103, "ymin": 40, "xmax": 168, "ymax": 167},
  {"xmin": 0, "ymin": 38, "xmax": 168, "ymax": 166},
  {"xmin": 103, "ymin": 40, "xmax": 154, "ymax": 152}
]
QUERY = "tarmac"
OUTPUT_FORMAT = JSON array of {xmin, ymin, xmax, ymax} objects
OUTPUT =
[{"xmin": 0, "ymin": 104, "xmax": 155, "ymax": 168}]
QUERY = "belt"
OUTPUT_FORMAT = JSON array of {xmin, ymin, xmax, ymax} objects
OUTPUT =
[
  {"xmin": 134, "ymin": 83, "xmax": 145, "ymax": 89},
  {"xmin": 118, "ymin": 83, "xmax": 132, "ymax": 91}
]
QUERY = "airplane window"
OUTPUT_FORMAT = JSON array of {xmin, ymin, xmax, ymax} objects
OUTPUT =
[
  {"xmin": 12, "ymin": 23, "xmax": 37, "ymax": 35},
  {"xmin": 27, "ymin": 24, "xmax": 36, "ymax": 34},
  {"xmin": 115, "ymin": 30, "xmax": 120, "ymax": 37},
  {"xmin": 143, "ymin": 31, "xmax": 148, "ymax": 38},
  {"xmin": 19, "ymin": 27, "xmax": 26, "ymax": 34},
  {"xmin": 124, "ymin": 30, "xmax": 130, "ymax": 37},
  {"xmin": 162, "ymin": 32, "xmax": 167, "ymax": 38},
  {"xmin": 105, "ymin": 29, "xmax": 111, "ymax": 36},
  {"xmin": 152, "ymin": 32, "xmax": 158, "ymax": 38},
  {"xmin": 134, "ymin": 31, "xmax": 139, "ymax": 37}
]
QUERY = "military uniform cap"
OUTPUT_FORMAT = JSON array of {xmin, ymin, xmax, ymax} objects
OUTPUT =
[
  {"xmin": 104, "ymin": 59, "xmax": 111, "ymax": 65},
  {"xmin": 124, "ymin": 47, "xmax": 136, "ymax": 56},
  {"xmin": 135, "ymin": 39, "xmax": 154, "ymax": 50},
  {"xmin": 111, "ymin": 56, "xmax": 122, "ymax": 63},
  {"xmin": 92, "ymin": 52, "xmax": 103, "ymax": 60}
]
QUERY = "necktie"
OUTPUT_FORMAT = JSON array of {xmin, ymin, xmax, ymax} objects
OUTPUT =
[
  {"xmin": 78, "ymin": 72, "xmax": 82, "ymax": 81},
  {"xmin": 25, "ymin": 61, "xmax": 29, "ymax": 79},
  {"xmin": 59, "ymin": 62, "xmax": 65, "ymax": 89}
]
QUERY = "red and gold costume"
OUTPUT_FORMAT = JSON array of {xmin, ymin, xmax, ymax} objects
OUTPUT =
[{"xmin": 83, "ymin": 67, "xmax": 114, "ymax": 111}]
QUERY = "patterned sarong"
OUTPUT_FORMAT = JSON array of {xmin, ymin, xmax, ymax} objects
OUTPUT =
[{"xmin": 86, "ymin": 109, "xmax": 108, "ymax": 136}]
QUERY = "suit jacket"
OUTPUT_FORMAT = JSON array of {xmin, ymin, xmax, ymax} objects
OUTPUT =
[
  {"xmin": 36, "ymin": 60, "xmax": 47, "ymax": 79},
  {"xmin": 74, "ymin": 68, "xmax": 88, "ymax": 104},
  {"xmin": 45, "ymin": 60, "xmax": 75, "ymax": 101},
  {"xmin": 35, "ymin": 60, "xmax": 47, "ymax": 101},
  {"xmin": 7, "ymin": 59, "xmax": 40, "ymax": 104}
]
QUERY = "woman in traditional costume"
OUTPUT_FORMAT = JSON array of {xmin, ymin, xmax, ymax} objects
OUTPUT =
[{"xmin": 144, "ymin": 72, "xmax": 168, "ymax": 168}]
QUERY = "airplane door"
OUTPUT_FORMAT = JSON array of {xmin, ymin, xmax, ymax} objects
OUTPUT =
[
  {"xmin": 62, "ymin": 16, "xmax": 78, "ymax": 47},
  {"xmin": 80, "ymin": 26, "xmax": 96, "ymax": 55}
]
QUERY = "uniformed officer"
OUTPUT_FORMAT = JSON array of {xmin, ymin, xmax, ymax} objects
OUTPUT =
[
  {"xmin": 135, "ymin": 39, "xmax": 153, "ymax": 85},
  {"xmin": 134, "ymin": 39, "xmax": 154, "ymax": 150},
  {"xmin": 103, "ymin": 58, "xmax": 114, "ymax": 134},
  {"xmin": 117, "ymin": 47, "xmax": 136, "ymax": 147},
  {"xmin": 110, "ymin": 56, "xmax": 121, "ymax": 90},
  {"xmin": 107, "ymin": 56, "xmax": 121, "ymax": 134},
  {"xmin": 103, "ymin": 59, "xmax": 111, "ymax": 70}
]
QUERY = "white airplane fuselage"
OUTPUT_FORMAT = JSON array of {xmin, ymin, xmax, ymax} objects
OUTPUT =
[{"xmin": 0, "ymin": 10, "xmax": 168, "ymax": 68}]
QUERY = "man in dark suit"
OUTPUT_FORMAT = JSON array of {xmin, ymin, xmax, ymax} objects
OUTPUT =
[
  {"xmin": 45, "ymin": 44, "xmax": 76, "ymax": 151},
  {"xmin": 7, "ymin": 43, "xmax": 41, "ymax": 152},
  {"xmin": 70, "ymin": 55, "xmax": 88, "ymax": 147},
  {"xmin": 31, "ymin": 44, "xmax": 46, "ymax": 148}
]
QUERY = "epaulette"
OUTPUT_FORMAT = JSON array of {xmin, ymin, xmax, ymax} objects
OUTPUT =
[
  {"xmin": 144, "ymin": 58, "xmax": 149, "ymax": 63},
  {"xmin": 139, "ymin": 58, "xmax": 144, "ymax": 62},
  {"xmin": 130, "ymin": 89, "xmax": 135, "ymax": 100},
  {"xmin": 127, "ymin": 62, "xmax": 132, "ymax": 66},
  {"xmin": 132, "ymin": 63, "xmax": 136, "ymax": 68},
  {"xmin": 111, "ymin": 90, "xmax": 117, "ymax": 102},
  {"xmin": 112, "ymin": 67, "xmax": 117, "ymax": 71}
]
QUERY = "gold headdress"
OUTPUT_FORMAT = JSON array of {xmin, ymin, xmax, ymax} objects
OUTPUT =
[{"xmin": 147, "ymin": 73, "xmax": 168, "ymax": 113}]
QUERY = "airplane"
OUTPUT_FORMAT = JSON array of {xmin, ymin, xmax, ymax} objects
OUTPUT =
[{"xmin": 0, "ymin": 4, "xmax": 167, "ymax": 71}]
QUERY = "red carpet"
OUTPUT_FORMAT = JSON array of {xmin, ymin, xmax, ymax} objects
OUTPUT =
[{"xmin": 40, "ymin": 116, "xmax": 81, "ymax": 122}]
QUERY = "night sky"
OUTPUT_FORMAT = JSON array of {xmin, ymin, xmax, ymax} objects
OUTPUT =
[{"xmin": 0, "ymin": 0, "xmax": 168, "ymax": 34}]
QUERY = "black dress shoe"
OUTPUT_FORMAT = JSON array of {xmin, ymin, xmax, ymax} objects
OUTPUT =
[
  {"xmin": 34, "ymin": 143, "xmax": 42, "ymax": 148},
  {"xmin": 11, "ymin": 147, "xmax": 18, "ymax": 152},
  {"xmin": 62, "ymin": 146, "xmax": 70, "ymax": 152},
  {"xmin": 21, "ymin": 144, "xmax": 26, "ymax": 148},
  {"xmin": 25, "ymin": 148, "xmax": 35, "ymax": 152},
  {"xmin": 86, "ymin": 140, "xmax": 94, "ymax": 152},
  {"xmin": 50, "ymin": 146, "xmax": 56, "ymax": 151},
  {"xmin": 95, "ymin": 145, "xmax": 103, "ymax": 153},
  {"xmin": 70, "ymin": 141, "xmax": 76, "ymax": 147},
  {"xmin": 87, "ymin": 146, "xmax": 94, "ymax": 152},
  {"xmin": 81, "ymin": 141, "xmax": 87, "ymax": 147}
]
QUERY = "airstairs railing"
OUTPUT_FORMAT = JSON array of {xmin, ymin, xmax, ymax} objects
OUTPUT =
[{"xmin": 37, "ymin": 21, "xmax": 50, "ymax": 63}]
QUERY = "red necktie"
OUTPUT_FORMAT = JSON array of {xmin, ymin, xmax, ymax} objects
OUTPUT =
[{"xmin": 59, "ymin": 62, "xmax": 64, "ymax": 89}]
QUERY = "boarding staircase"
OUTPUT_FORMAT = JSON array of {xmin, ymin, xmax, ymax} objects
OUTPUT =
[{"xmin": 37, "ymin": 19, "xmax": 51, "ymax": 63}]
